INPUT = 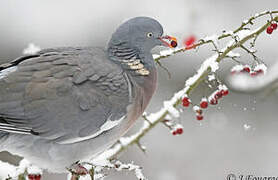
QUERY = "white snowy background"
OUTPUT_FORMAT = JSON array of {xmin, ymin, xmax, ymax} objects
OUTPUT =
[{"xmin": 0, "ymin": 0, "xmax": 278, "ymax": 179}]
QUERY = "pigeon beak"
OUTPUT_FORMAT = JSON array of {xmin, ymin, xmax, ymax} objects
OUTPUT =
[{"xmin": 158, "ymin": 35, "xmax": 178, "ymax": 48}]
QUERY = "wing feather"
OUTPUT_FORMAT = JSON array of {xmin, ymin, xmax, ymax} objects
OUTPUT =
[{"xmin": 0, "ymin": 47, "xmax": 133, "ymax": 143}]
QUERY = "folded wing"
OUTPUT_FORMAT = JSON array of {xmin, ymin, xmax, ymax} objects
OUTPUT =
[{"xmin": 0, "ymin": 47, "xmax": 134, "ymax": 144}]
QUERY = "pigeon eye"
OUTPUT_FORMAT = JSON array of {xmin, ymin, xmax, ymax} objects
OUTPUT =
[{"xmin": 147, "ymin": 32, "xmax": 153, "ymax": 38}]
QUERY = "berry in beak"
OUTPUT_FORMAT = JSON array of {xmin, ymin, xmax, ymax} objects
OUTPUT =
[{"xmin": 159, "ymin": 35, "xmax": 178, "ymax": 48}]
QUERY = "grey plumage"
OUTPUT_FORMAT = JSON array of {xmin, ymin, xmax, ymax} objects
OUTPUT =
[{"xmin": 0, "ymin": 17, "xmax": 175, "ymax": 172}]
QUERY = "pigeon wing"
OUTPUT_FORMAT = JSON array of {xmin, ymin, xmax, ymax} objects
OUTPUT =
[{"xmin": 0, "ymin": 47, "xmax": 134, "ymax": 144}]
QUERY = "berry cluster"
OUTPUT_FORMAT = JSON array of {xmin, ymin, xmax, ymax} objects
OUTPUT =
[
  {"xmin": 208, "ymin": 87, "xmax": 229, "ymax": 106},
  {"xmin": 231, "ymin": 64, "xmax": 266, "ymax": 77},
  {"xmin": 172, "ymin": 127, "xmax": 184, "ymax": 135},
  {"xmin": 28, "ymin": 174, "xmax": 41, "ymax": 180},
  {"xmin": 162, "ymin": 119, "xmax": 184, "ymax": 136},
  {"xmin": 266, "ymin": 22, "xmax": 277, "ymax": 34},
  {"xmin": 181, "ymin": 85, "xmax": 229, "ymax": 121}
]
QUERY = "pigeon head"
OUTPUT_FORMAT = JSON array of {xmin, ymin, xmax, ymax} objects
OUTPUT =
[{"xmin": 108, "ymin": 17, "xmax": 177, "ymax": 59}]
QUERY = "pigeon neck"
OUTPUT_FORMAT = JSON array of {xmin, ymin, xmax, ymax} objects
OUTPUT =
[{"xmin": 107, "ymin": 43, "xmax": 155, "ymax": 76}]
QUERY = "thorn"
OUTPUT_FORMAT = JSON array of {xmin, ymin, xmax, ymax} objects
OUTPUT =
[
  {"xmin": 142, "ymin": 113, "xmax": 152, "ymax": 125},
  {"xmin": 136, "ymin": 141, "xmax": 147, "ymax": 154},
  {"xmin": 156, "ymin": 61, "xmax": 172, "ymax": 79},
  {"xmin": 161, "ymin": 119, "xmax": 173, "ymax": 129}
]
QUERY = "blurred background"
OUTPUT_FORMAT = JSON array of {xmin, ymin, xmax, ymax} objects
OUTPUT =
[{"xmin": 0, "ymin": 0, "xmax": 278, "ymax": 179}]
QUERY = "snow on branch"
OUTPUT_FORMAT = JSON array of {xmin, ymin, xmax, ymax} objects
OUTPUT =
[{"xmin": 2, "ymin": 159, "xmax": 42, "ymax": 180}]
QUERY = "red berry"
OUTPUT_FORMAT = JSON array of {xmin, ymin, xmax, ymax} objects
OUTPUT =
[
  {"xmin": 220, "ymin": 89, "xmax": 224, "ymax": 95},
  {"xmin": 267, "ymin": 26, "xmax": 273, "ymax": 34},
  {"xmin": 200, "ymin": 101, "xmax": 208, "ymax": 109},
  {"xmin": 28, "ymin": 175, "xmax": 35, "ymax": 180},
  {"xmin": 214, "ymin": 91, "xmax": 223, "ymax": 99},
  {"xmin": 170, "ymin": 40, "xmax": 177, "ymax": 48},
  {"xmin": 176, "ymin": 128, "xmax": 183, "ymax": 134},
  {"xmin": 243, "ymin": 67, "xmax": 251, "ymax": 73},
  {"xmin": 271, "ymin": 23, "xmax": 277, "ymax": 30},
  {"xmin": 183, "ymin": 101, "xmax": 190, "ymax": 107},
  {"xmin": 35, "ymin": 175, "xmax": 41, "ymax": 180},
  {"xmin": 28, "ymin": 175, "xmax": 41, "ymax": 180},
  {"xmin": 184, "ymin": 35, "xmax": 196, "ymax": 47},
  {"xmin": 182, "ymin": 97, "xmax": 190, "ymax": 107},
  {"xmin": 256, "ymin": 69, "xmax": 263, "ymax": 74},
  {"xmin": 250, "ymin": 72, "xmax": 257, "ymax": 76},
  {"xmin": 196, "ymin": 115, "xmax": 203, "ymax": 121},
  {"xmin": 222, "ymin": 89, "xmax": 229, "ymax": 96},
  {"xmin": 210, "ymin": 98, "xmax": 218, "ymax": 105},
  {"xmin": 172, "ymin": 130, "xmax": 177, "ymax": 135}
]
